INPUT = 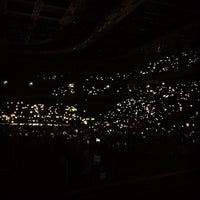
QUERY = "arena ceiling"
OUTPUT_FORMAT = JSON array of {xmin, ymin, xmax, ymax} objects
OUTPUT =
[{"xmin": 0, "ymin": 0, "xmax": 200, "ymax": 74}]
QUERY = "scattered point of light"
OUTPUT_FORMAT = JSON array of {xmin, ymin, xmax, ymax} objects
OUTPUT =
[
  {"xmin": 29, "ymin": 82, "xmax": 33, "ymax": 87},
  {"xmin": 86, "ymin": 140, "xmax": 90, "ymax": 144},
  {"xmin": 63, "ymin": 131, "xmax": 67, "ymax": 135},
  {"xmin": 82, "ymin": 119, "xmax": 88, "ymax": 125},
  {"xmin": 75, "ymin": 129, "xmax": 78, "ymax": 133},
  {"xmin": 3, "ymin": 80, "xmax": 8, "ymax": 86},
  {"xmin": 105, "ymin": 84, "xmax": 110, "ymax": 90},
  {"xmin": 96, "ymin": 138, "xmax": 101, "ymax": 142},
  {"xmin": 0, "ymin": 56, "xmax": 200, "ymax": 142},
  {"xmin": 68, "ymin": 83, "xmax": 75, "ymax": 89},
  {"xmin": 146, "ymin": 84, "xmax": 150, "ymax": 89}
]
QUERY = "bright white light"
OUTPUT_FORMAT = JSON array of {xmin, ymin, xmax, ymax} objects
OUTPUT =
[
  {"xmin": 29, "ymin": 82, "xmax": 33, "ymax": 87},
  {"xmin": 96, "ymin": 138, "xmax": 100, "ymax": 142},
  {"xmin": 186, "ymin": 123, "xmax": 190, "ymax": 127},
  {"xmin": 105, "ymin": 84, "xmax": 110, "ymax": 90},
  {"xmin": 82, "ymin": 119, "xmax": 88, "ymax": 125}
]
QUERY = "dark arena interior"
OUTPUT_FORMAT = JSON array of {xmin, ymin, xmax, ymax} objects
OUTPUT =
[{"xmin": 0, "ymin": 0, "xmax": 200, "ymax": 199}]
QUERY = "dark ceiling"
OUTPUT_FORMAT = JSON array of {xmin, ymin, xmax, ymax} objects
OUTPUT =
[{"xmin": 0, "ymin": 0, "xmax": 200, "ymax": 75}]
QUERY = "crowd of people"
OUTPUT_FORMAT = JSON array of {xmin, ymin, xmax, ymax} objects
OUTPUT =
[
  {"xmin": 0, "ymin": 80, "xmax": 199, "ymax": 146},
  {"xmin": 0, "ymin": 49, "xmax": 200, "ymax": 190}
]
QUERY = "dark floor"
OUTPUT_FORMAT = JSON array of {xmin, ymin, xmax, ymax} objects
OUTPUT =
[{"xmin": 0, "ymin": 136, "xmax": 199, "ymax": 200}]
